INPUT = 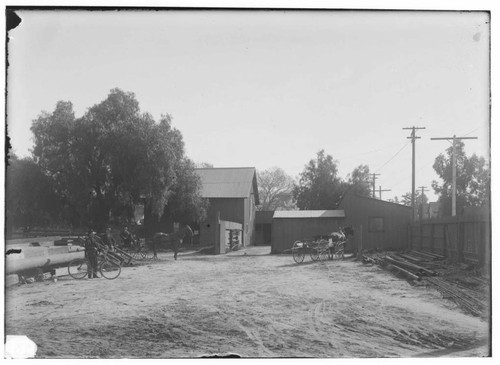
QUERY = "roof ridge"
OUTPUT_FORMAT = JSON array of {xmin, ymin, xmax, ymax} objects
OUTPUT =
[{"xmin": 195, "ymin": 167, "xmax": 255, "ymax": 170}]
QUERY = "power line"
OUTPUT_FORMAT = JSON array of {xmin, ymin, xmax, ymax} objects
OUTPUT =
[
  {"xmin": 338, "ymin": 142, "xmax": 409, "ymax": 162},
  {"xmin": 464, "ymin": 127, "xmax": 482, "ymax": 137},
  {"xmin": 374, "ymin": 141, "xmax": 410, "ymax": 173}
]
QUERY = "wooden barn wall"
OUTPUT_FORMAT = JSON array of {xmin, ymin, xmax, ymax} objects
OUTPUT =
[
  {"xmin": 271, "ymin": 218, "xmax": 344, "ymax": 253},
  {"xmin": 200, "ymin": 198, "xmax": 244, "ymax": 247},
  {"xmin": 339, "ymin": 195, "xmax": 411, "ymax": 251},
  {"xmin": 243, "ymin": 192, "xmax": 257, "ymax": 246}
]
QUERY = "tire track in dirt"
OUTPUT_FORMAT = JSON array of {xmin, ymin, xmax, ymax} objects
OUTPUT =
[
  {"xmin": 308, "ymin": 300, "xmax": 337, "ymax": 350},
  {"xmin": 234, "ymin": 318, "xmax": 275, "ymax": 357}
]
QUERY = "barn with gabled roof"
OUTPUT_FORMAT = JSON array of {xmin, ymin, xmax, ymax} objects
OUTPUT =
[{"xmin": 196, "ymin": 167, "xmax": 259, "ymax": 249}]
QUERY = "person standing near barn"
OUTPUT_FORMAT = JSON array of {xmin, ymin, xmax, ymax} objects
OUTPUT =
[{"xmin": 85, "ymin": 229, "xmax": 100, "ymax": 279}]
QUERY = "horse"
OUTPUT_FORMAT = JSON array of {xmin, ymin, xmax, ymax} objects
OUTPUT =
[
  {"xmin": 150, "ymin": 225, "xmax": 193, "ymax": 260},
  {"xmin": 326, "ymin": 226, "xmax": 355, "ymax": 260}
]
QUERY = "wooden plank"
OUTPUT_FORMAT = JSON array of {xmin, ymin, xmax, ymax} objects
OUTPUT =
[
  {"xmin": 383, "ymin": 256, "xmax": 437, "ymax": 276},
  {"xmin": 387, "ymin": 263, "xmax": 421, "ymax": 281}
]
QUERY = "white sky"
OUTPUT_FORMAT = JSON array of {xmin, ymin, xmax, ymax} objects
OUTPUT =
[{"xmin": 5, "ymin": 8, "xmax": 491, "ymax": 202}]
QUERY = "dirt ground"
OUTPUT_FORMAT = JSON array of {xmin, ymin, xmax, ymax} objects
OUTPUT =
[{"xmin": 4, "ymin": 246, "xmax": 490, "ymax": 358}]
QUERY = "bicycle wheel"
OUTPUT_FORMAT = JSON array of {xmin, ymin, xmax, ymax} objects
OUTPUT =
[
  {"xmin": 68, "ymin": 258, "xmax": 89, "ymax": 279},
  {"xmin": 99, "ymin": 259, "xmax": 121, "ymax": 280},
  {"xmin": 292, "ymin": 241, "xmax": 305, "ymax": 264}
]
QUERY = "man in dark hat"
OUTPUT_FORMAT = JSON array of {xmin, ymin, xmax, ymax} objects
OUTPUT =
[{"xmin": 85, "ymin": 229, "xmax": 100, "ymax": 279}]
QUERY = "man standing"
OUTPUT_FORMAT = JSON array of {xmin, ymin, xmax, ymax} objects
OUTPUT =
[
  {"xmin": 120, "ymin": 226, "xmax": 133, "ymax": 249},
  {"xmin": 85, "ymin": 229, "xmax": 100, "ymax": 279},
  {"xmin": 103, "ymin": 227, "xmax": 116, "ymax": 251}
]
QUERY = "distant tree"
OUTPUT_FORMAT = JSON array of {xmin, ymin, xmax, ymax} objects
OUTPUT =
[
  {"xmin": 387, "ymin": 196, "xmax": 400, "ymax": 204},
  {"xmin": 431, "ymin": 140, "xmax": 490, "ymax": 216},
  {"xmin": 257, "ymin": 167, "xmax": 296, "ymax": 211},
  {"xmin": 400, "ymin": 191, "xmax": 428, "ymax": 207},
  {"xmin": 293, "ymin": 150, "xmax": 344, "ymax": 210},
  {"xmin": 401, "ymin": 190, "xmax": 429, "ymax": 219},
  {"xmin": 345, "ymin": 164, "xmax": 371, "ymax": 197}
]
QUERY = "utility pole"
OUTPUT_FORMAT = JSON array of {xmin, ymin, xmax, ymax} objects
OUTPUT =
[
  {"xmin": 403, "ymin": 126, "xmax": 426, "ymax": 221},
  {"xmin": 417, "ymin": 186, "xmax": 429, "ymax": 220},
  {"xmin": 378, "ymin": 186, "xmax": 391, "ymax": 200},
  {"xmin": 431, "ymin": 135, "xmax": 477, "ymax": 216},
  {"xmin": 370, "ymin": 173, "xmax": 380, "ymax": 199}
]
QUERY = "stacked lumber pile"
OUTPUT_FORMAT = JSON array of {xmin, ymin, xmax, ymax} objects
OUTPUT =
[
  {"xmin": 362, "ymin": 249, "xmax": 488, "ymax": 317},
  {"xmin": 362, "ymin": 251, "xmax": 439, "ymax": 281}
]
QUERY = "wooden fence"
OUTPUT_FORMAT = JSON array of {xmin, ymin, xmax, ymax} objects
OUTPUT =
[{"xmin": 408, "ymin": 215, "xmax": 491, "ymax": 266}]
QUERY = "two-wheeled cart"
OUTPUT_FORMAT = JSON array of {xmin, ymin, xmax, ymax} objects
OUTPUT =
[{"xmin": 291, "ymin": 238, "xmax": 345, "ymax": 264}]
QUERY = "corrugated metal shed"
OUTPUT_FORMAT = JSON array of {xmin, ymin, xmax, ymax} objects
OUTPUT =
[
  {"xmin": 196, "ymin": 167, "xmax": 260, "ymax": 205},
  {"xmin": 273, "ymin": 210, "xmax": 345, "ymax": 219}
]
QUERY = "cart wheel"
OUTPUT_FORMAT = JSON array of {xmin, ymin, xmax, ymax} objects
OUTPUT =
[
  {"xmin": 141, "ymin": 247, "xmax": 154, "ymax": 261},
  {"xmin": 68, "ymin": 258, "xmax": 89, "ymax": 279},
  {"xmin": 310, "ymin": 245, "xmax": 320, "ymax": 261},
  {"xmin": 319, "ymin": 247, "xmax": 330, "ymax": 261},
  {"xmin": 131, "ymin": 250, "xmax": 143, "ymax": 261},
  {"xmin": 292, "ymin": 241, "xmax": 305, "ymax": 264},
  {"xmin": 332, "ymin": 244, "xmax": 345, "ymax": 260}
]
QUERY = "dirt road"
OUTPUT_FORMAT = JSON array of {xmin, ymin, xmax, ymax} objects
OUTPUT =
[{"xmin": 5, "ymin": 246, "xmax": 490, "ymax": 358}]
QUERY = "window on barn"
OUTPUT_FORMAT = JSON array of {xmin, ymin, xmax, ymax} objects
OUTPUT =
[{"xmin": 368, "ymin": 217, "xmax": 384, "ymax": 232}]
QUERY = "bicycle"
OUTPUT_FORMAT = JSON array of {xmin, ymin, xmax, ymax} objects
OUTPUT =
[{"xmin": 68, "ymin": 238, "xmax": 122, "ymax": 280}]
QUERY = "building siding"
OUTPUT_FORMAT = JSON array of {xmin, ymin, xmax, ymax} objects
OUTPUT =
[
  {"xmin": 200, "ymin": 198, "xmax": 245, "ymax": 247},
  {"xmin": 271, "ymin": 217, "xmax": 345, "ymax": 254},
  {"xmin": 338, "ymin": 194, "xmax": 412, "ymax": 251},
  {"xmin": 196, "ymin": 167, "xmax": 259, "ymax": 249}
]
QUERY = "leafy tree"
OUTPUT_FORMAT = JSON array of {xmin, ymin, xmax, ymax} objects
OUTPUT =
[
  {"xmin": 431, "ymin": 140, "xmax": 490, "ymax": 216},
  {"xmin": 293, "ymin": 150, "xmax": 344, "ymax": 210},
  {"xmin": 30, "ymin": 88, "xmax": 206, "ymax": 233},
  {"xmin": 5, "ymin": 154, "xmax": 62, "ymax": 232},
  {"xmin": 345, "ymin": 164, "xmax": 372, "ymax": 197},
  {"xmin": 195, "ymin": 162, "xmax": 214, "ymax": 168},
  {"xmin": 257, "ymin": 167, "xmax": 296, "ymax": 211},
  {"xmin": 159, "ymin": 157, "xmax": 209, "ymax": 232}
]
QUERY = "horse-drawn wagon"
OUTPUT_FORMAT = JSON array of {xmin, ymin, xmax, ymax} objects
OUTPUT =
[{"xmin": 291, "ymin": 226, "xmax": 354, "ymax": 264}]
